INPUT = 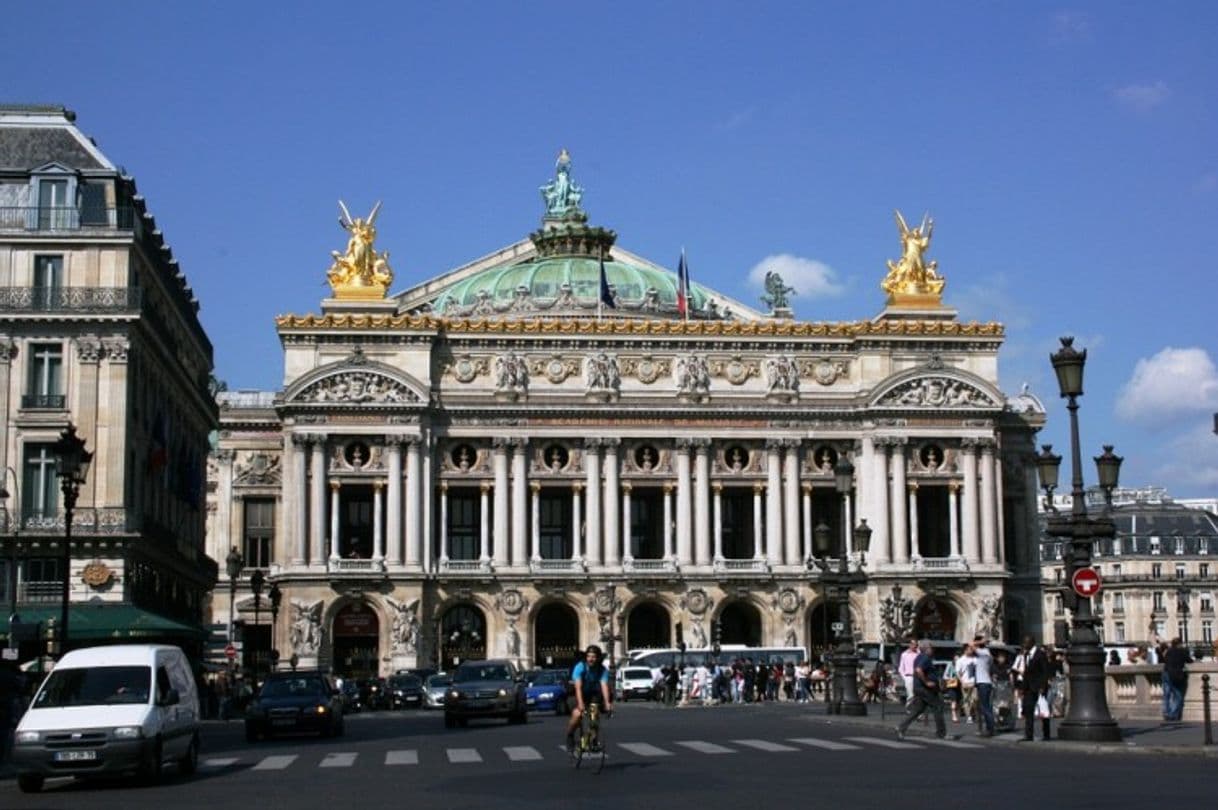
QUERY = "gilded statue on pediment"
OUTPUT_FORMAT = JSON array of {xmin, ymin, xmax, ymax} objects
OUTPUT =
[
  {"xmin": 327, "ymin": 200, "xmax": 394, "ymax": 299},
  {"xmin": 881, "ymin": 210, "xmax": 946, "ymax": 305}
]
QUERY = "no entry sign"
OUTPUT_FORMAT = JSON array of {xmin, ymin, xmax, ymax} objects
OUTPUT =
[{"xmin": 1071, "ymin": 568, "xmax": 1102, "ymax": 598}]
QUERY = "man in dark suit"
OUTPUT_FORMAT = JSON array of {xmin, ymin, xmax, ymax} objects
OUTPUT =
[{"xmin": 1019, "ymin": 634, "xmax": 1052, "ymax": 741}]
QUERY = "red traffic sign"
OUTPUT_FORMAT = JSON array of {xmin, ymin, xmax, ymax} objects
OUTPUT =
[
  {"xmin": 224, "ymin": 644, "xmax": 237, "ymax": 660},
  {"xmin": 1072, "ymin": 568, "xmax": 1102, "ymax": 598}
]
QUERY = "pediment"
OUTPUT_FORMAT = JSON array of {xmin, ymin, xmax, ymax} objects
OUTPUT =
[
  {"xmin": 29, "ymin": 161, "xmax": 77, "ymax": 176},
  {"xmin": 282, "ymin": 348, "xmax": 426, "ymax": 407},
  {"xmin": 870, "ymin": 366, "xmax": 1002, "ymax": 410}
]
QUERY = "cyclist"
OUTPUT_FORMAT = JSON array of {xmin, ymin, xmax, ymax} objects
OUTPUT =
[{"xmin": 565, "ymin": 644, "xmax": 614, "ymax": 751}]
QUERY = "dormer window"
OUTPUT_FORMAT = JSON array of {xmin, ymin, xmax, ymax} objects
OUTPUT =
[{"xmin": 28, "ymin": 164, "xmax": 79, "ymax": 231}]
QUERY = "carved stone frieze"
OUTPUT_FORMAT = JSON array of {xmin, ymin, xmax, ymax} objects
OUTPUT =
[
  {"xmin": 233, "ymin": 452, "xmax": 282, "ymax": 486},
  {"xmin": 878, "ymin": 376, "xmax": 998, "ymax": 408},
  {"xmin": 620, "ymin": 354, "xmax": 670, "ymax": 385},
  {"xmin": 709, "ymin": 355, "xmax": 759, "ymax": 385},
  {"xmin": 798, "ymin": 357, "xmax": 848, "ymax": 386},
  {"xmin": 102, "ymin": 337, "xmax": 129, "ymax": 363},
  {"xmin": 673, "ymin": 354, "xmax": 711, "ymax": 398},
  {"xmin": 297, "ymin": 370, "xmax": 420, "ymax": 404},
  {"xmin": 74, "ymin": 336, "xmax": 102, "ymax": 364},
  {"xmin": 446, "ymin": 354, "xmax": 489, "ymax": 383},
  {"xmin": 529, "ymin": 354, "xmax": 581, "ymax": 384},
  {"xmin": 764, "ymin": 354, "xmax": 800, "ymax": 395}
]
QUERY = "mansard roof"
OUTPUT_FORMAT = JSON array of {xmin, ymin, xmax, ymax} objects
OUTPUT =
[{"xmin": 0, "ymin": 106, "xmax": 110, "ymax": 172}]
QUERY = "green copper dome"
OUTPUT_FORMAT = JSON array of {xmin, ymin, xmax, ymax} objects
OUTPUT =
[{"xmin": 430, "ymin": 255, "xmax": 711, "ymax": 316}]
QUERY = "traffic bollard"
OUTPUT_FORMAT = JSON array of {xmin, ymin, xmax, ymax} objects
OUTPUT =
[{"xmin": 1203, "ymin": 674, "xmax": 1213, "ymax": 746}]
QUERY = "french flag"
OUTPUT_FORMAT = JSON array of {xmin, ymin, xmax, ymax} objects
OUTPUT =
[{"xmin": 676, "ymin": 249, "xmax": 689, "ymax": 318}]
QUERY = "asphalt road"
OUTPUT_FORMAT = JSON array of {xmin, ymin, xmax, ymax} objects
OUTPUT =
[{"xmin": 4, "ymin": 702, "xmax": 1215, "ymax": 810}]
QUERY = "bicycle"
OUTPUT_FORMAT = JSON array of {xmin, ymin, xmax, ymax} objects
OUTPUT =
[{"xmin": 570, "ymin": 701, "xmax": 608, "ymax": 773}]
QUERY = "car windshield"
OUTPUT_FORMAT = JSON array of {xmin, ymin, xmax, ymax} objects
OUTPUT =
[
  {"xmin": 33, "ymin": 666, "xmax": 152, "ymax": 708},
  {"xmin": 530, "ymin": 671, "xmax": 564, "ymax": 685},
  {"xmin": 260, "ymin": 677, "xmax": 327, "ymax": 699},
  {"xmin": 426, "ymin": 674, "xmax": 451, "ymax": 688},
  {"xmin": 624, "ymin": 669, "xmax": 652, "ymax": 680},
  {"xmin": 390, "ymin": 675, "xmax": 421, "ymax": 688},
  {"xmin": 456, "ymin": 665, "xmax": 511, "ymax": 682}
]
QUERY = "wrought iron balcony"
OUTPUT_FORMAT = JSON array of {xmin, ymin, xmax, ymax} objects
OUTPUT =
[
  {"xmin": 714, "ymin": 558, "xmax": 770, "ymax": 574},
  {"xmin": 0, "ymin": 206, "xmax": 135, "ymax": 232},
  {"xmin": 20, "ymin": 393, "xmax": 66, "ymax": 410},
  {"xmin": 0, "ymin": 286, "xmax": 141, "ymax": 313},
  {"xmin": 327, "ymin": 558, "xmax": 386, "ymax": 575},
  {"xmin": 439, "ymin": 559, "xmax": 494, "ymax": 574},
  {"xmin": 623, "ymin": 557, "xmax": 677, "ymax": 573},
  {"xmin": 1, "ymin": 507, "xmax": 138, "ymax": 535}
]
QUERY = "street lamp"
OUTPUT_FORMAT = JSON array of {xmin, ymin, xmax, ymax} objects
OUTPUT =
[
  {"xmin": 225, "ymin": 547, "xmax": 242, "ymax": 677},
  {"xmin": 1038, "ymin": 336, "xmax": 1122, "ymax": 742},
  {"xmin": 250, "ymin": 568, "xmax": 265, "ymax": 684},
  {"xmin": 268, "ymin": 582, "xmax": 282, "ymax": 672},
  {"xmin": 52, "ymin": 423, "xmax": 92, "ymax": 658},
  {"xmin": 811, "ymin": 517, "xmax": 871, "ymax": 716},
  {"xmin": 1, "ymin": 468, "xmax": 22, "ymax": 646}
]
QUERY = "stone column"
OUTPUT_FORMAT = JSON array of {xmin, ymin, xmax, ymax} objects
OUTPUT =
[
  {"xmin": 1019, "ymin": 460, "xmax": 1040, "ymax": 570},
  {"xmin": 310, "ymin": 437, "xmax": 327, "ymax": 567},
  {"xmin": 890, "ymin": 439, "xmax": 909, "ymax": 564},
  {"xmin": 480, "ymin": 481, "xmax": 491, "ymax": 563},
  {"xmin": 584, "ymin": 440, "xmax": 602, "ymax": 567},
  {"xmin": 530, "ymin": 481, "xmax": 541, "ymax": 562},
  {"xmin": 801, "ymin": 482, "xmax": 813, "ymax": 563},
  {"xmin": 764, "ymin": 439, "xmax": 782, "ymax": 566},
  {"xmin": 603, "ymin": 439, "xmax": 621, "ymax": 567},
  {"xmin": 571, "ymin": 482, "xmax": 584, "ymax": 562},
  {"xmin": 979, "ymin": 440, "xmax": 998, "ymax": 565},
  {"xmin": 908, "ymin": 482, "xmax": 921, "ymax": 558},
  {"xmin": 948, "ymin": 481, "xmax": 961, "ymax": 558},
  {"xmin": 870, "ymin": 438, "xmax": 891, "ymax": 564},
  {"xmin": 439, "ymin": 482, "xmax": 450, "ymax": 563},
  {"xmin": 783, "ymin": 440, "xmax": 800, "ymax": 566},
  {"xmin": 961, "ymin": 440, "xmax": 981, "ymax": 563},
  {"xmin": 492, "ymin": 438, "xmax": 510, "ymax": 568},
  {"xmin": 621, "ymin": 482, "xmax": 634, "ymax": 563},
  {"xmin": 386, "ymin": 438, "xmax": 403, "ymax": 566},
  {"xmin": 712, "ymin": 482, "xmax": 724, "ymax": 562},
  {"xmin": 372, "ymin": 481, "xmax": 384, "ymax": 562},
  {"xmin": 752, "ymin": 483, "xmax": 765, "ymax": 561},
  {"xmin": 693, "ymin": 439, "xmax": 711, "ymax": 566},
  {"xmin": 328, "ymin": 480, "xmax": 341, "ymax": 561},
  {"xmin": 0, "ymin": 340, "xmax": 14, "ymax": 476},
  {"xmin": 286, "ymin": 437, "xmax": 307, "ymax": 565},
  {"xmin": 215, "ymin": 449, "xmax": 235, "ymax": 564},
  {"xmin": 511, "ymin": 438, "xmax": 528, "ymax": 567},
  {"xmin": 662, "ymin": 483, "xmax": 674, "ymax": 561},
  {"xmin": 421, "ymin": 436, "xmax": 433, "ymax": 573},
  {"xmin": 675, "ymin": 439, "xmax": 693, "ymax": 567},
  {"xmin": 405, "ymin": 437, "xmax": 422, "ymax": 567}
]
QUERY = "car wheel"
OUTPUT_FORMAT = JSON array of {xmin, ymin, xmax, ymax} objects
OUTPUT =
[
  {"xmin": 140, "ymin": 738, "xmax": 164, "ymax": 784},
  {"xmin": 17, "ymin": 774, "xmax": 44, "ymax": 794},
  {"xmin": 178, "ymin": 735, "xmax": 199, "ymax": 775}
]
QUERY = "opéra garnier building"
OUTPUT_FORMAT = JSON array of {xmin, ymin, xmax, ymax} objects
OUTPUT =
[{"xmin": 207, "ymin": 152, "xmax": 1046, "ymax": 678}]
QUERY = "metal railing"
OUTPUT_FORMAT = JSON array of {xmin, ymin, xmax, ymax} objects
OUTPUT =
[
  {"xmin": 1, "ymin": 507, "xmax": 137, "ymax": 535},
  {"xmin": 20, "ymin": 393, "xmax": 66, "ymax": 410},
  {"xmin": 440, "ymin": 559, "xmax": 493, "ymax": 573},
  {"xmin": 714, "ymin": 558, "xmax": 770, "ymax": 573},
  {"xmin": 327, "ymin": 558, "xmax": 385, "ymax": 574},
  {"xmin": 623, "ymin": 558, "xmax": 676, "ymax": 573},
  {"xmin": 0, "ymin": 286, "xmax": 141, "ymax": 313},
  {"xmin": 0, "ymin": 206, "xmax": 135, "ymax": 231},
  {"xmin": 529, "ymin": 558, "xmax": 585, "ymax": 573},
  {"xmin": 912, "ymin": 556, "xmax": 970, "ymax": 572}
]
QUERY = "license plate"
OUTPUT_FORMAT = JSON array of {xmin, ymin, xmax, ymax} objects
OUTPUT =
[
  {"xmin": 527, "ymin": 698, "xmax": 536, "ymax": 704},
  {"xmin": 54, "ymin": 750, "xmax": 97, "ymax": 762}
]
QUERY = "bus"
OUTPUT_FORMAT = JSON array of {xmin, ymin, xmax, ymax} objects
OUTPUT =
[{"xmin": 625, "ymin": 645, "xmax": 806, "ymax": 677}]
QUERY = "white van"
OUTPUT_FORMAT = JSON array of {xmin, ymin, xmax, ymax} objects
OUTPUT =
[{"xmin": 12, "ymin": 644, "xmax": 200, "ymax": 793}]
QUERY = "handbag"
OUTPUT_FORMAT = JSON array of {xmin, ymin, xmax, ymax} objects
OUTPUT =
[
  {"xmin": 944, "ymin": 677, "xmax": 960, "ymax": 689},
  {"xmin": 1035, "ymin": 694, "xmax": 1051, "ymax": 719}
]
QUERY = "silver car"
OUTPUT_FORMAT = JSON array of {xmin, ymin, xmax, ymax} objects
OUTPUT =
[{"xmin": 424, "ymin": 673, "xmax": 451, "ymax": 710}]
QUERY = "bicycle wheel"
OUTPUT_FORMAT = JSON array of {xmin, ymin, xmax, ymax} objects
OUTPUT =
[{"xmin": 571, "ymin": 716, "xmax": 587, "ymax": 769}]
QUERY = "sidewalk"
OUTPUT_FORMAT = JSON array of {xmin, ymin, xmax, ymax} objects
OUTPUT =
[{"xmin": 803, "ymin": 700, "xmax": 1218, "ymax": 757}]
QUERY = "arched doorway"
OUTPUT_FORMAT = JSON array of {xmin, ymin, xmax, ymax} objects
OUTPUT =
[
  {"xmin": 625, "ymin": 603, "xmax": 670, "ymax": 651},
  {"xmin": 718, "ymin": 601, "xmax": 762, "ymax": 646},
  {"xmin": 807, "ymin": 603, "xmax": 831, "ymax": 656},
  {"xmin": 533, "ymin": 603, "xmax": 579, "ymax": 669},
  {"xmin": 913, "ymin": 597, "xmax": 958, "ymax": 640},
  {"xmin": 332, "ymin": 602, "xmax": 380, "ymax": 679},
  {"xmin": 440, "ymin": 604, "xmax": 486, "ymax": 667}
]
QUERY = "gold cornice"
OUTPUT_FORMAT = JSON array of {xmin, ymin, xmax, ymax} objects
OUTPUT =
[{"xmin": 274, "ymin": 313, "xmax": 1003, "ymax": 338}]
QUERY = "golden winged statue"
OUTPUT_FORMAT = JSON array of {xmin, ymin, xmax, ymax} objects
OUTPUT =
[
  {"xmin": 881, "ymin": 209, "xmax": 946, "ymax": 305},
  {"xmin": 326, "ymin": 200, "xmax": 394, "ymax": 299}
]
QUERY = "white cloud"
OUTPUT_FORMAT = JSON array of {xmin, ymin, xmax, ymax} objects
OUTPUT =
[
  {"xmin": 1049, "ymin": 10, "xmax": 1091, "ymax": 43},
  {"xmin": 747, "ymin": 254, "xmax": 844, "ymax": 300},
  {"xmin": 716, "ymin": 107, "xmax": 755, "ymax": 132},
  {"xmin": 1113, "ymin": 81, "xmax": 1170, "ymax": 113},
  {"xmin": 1153, "ymin": 422, "xmax": 1218, "ymax": 493},
  {"xmin": 1116, "ymin": 347, "xmax": 1218, "ymax": 423}
]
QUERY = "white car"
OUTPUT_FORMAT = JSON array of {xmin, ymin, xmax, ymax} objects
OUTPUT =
[
  {"xmin": 616, "ymin": 667, "xmax": 658, "ymax": 701},
  {"xmin": 423, "ymin": 673, "xmax": 451, "ymax": 709}
]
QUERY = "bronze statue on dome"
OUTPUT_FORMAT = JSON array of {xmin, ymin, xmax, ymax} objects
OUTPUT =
[{"xmin": 540, "ymin": 149, "xmax": 584, "ymax": 218}]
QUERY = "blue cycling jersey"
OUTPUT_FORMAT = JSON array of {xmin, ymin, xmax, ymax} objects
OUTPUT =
[{"xmin": 571, "ymin": 661, "xmax": 609, "ymax": 699}]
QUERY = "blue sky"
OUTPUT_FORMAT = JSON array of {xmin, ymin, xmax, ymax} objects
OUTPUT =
[{"xmin": 6, "ymin": 2, "xmax": 1216, "ymax": 496}]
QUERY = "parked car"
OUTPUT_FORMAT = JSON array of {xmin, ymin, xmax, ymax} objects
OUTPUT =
[
  {"xmin": 388, "ymin": 674, "xmax": 424, "ymax": 709},
  {"xmin": 12, "ymin": 644, "xmax": 200, "ymax": 794},
  {"xmin": 397, "ymin": 667, "xmax": 438, "ymax": 682},
  {"xmin": 525, "ymin": 669, "xmax": 569, "ymax": 715},
  {"xmin": 443, "ymin": 659, "xmax": 528, "ymax": 727},
  {"xmin": 423, "ymin": 673, "xmax": 452, "ymax": 710},
  {"xmin": 245, "ymin": 671, "xmax": 344, "ymax": 741},
  {"xmin": 616, "ymin": 666, "xmax": 659, "ymax": 701},
  {"xmin": 339, "ymin": 679, "xmax": 362, "ymax": 713}
]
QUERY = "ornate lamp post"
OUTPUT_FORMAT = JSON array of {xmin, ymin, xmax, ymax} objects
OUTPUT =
[
  {"xmin": 249, "ymin": 569, "xmax": 265, "ymax": 684},
  {"xmin": 1, "ymin": 469, "xmax": 22, "ymax": 646},
  {"xmin": 225, "ymin": 547, "xmax": 243, "ymax": 677},
  {"xmin": 812, "ymin": 457, "xmax": 872, "ymax": 717},
  {"xmin": 52, "ymin": 423, "xmax": 92, "ymax": 658},
  {"xmin": 1038, "ymin": 336, "xmax": 1122, "ymax": 742},
  {"xmin": 268, "ymin": 582, "xmax": 282, "ymax": 673}
]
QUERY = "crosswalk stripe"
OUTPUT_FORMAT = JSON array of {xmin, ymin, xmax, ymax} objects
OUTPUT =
[
  {"xmin": 619, "ymin": 742, "xmax": 673, "ymax": 757},
  {"xmin": 732, "ymin": 739, "xmax": 799, "ymax": 752},
  {"xmin": 675, "ymin": 740, "xmax": 735, "ymax": 754},
  {"xmin": 447, "ymin": 748, "xmax": 483, "ymax": 763},
  {"xmin": 386, "ymin": 750, "xmax": 419, "ymax": 765},
  {"xmin": 788, "ymin": 737, "xmax": 862, "ymax": 751},
  {"xmin": 320, "ymin": 752, "xmax": 357, "ymax": 768},
  {"xmin": 918, "ymin": 737, "xmax": 983, "ymax": 749},
  {"xmin": 201, "ymin": 757, "xmax": 240, "ymax": 768},
  {"xmin": 252, "ymin": 754, "xmax": 297, "ymax": 770},
  {"xmin": 845, "ymin": 736, "xmax": 924, "ymax": 750},
  {"xmin": 504, "ymin": 746, "xmax": 543, "ymax": 761}
]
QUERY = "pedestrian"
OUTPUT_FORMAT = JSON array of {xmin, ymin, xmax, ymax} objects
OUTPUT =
[
  {"xmin": 957, "ymin": 643, "xmax": 977, "ymax": 724},
  {"xmin": 895, "ymin": 639, "xmax": 951, "ymax": 740},
  {"xmin": 795, "ymin": 660, "xmax": 811, "ymax": 702},
  {"xmin": 1162, "ymin": 637, "xmax": 1192, "ymax": 722},
  {"xmin": 1018, "ymin": 634, "xmax": 1052, "ymax": 741},
  {"xmin": 897, "ymin": 638, "xmax": 918, "ymax": 705},
  {"xmin": 972, "ymin": 635, "xmax": 995, "ymax": 737}
]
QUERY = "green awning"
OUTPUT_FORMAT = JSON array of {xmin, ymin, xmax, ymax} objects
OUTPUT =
[{"xmin": 1, "ymin": 604, "xmax": 208, "ymax": 642}]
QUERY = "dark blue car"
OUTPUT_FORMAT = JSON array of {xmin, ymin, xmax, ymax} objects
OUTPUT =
[{"xmin": 525, "ymin": 669, "xmax": 570, "ymax": 715}]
